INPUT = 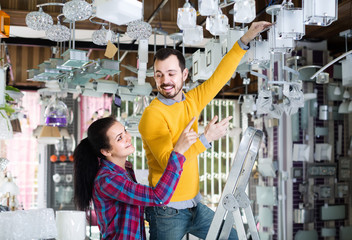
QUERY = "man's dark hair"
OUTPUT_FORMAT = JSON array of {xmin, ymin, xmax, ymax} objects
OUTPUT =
[{"xmin": 153, "ymin": 48, "xmax": 186, "ymax": 72}]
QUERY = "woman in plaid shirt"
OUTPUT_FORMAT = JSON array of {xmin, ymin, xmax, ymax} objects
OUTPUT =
[{"xmin": 73, "ymin": 117, "xmax": 197, "ymax": 239}]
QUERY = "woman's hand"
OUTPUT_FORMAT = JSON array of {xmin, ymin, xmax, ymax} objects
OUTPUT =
[{"xmin": 174, "ymin": 117, "xmax": 198, "ymax": 154}]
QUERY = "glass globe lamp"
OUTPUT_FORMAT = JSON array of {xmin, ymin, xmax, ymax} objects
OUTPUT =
[
  {"xmin": 63, "ymin": 0, "xmax": 92, "ymax": 21},
  {"xmin": 46, "ymin": 22, "xmax": 71, "ymax": 42},
  {"xmin": 126, "ymin": 20, "xmax": 152, "ymax": 40},
  {"xmin": 26, "ymin": 7, "xmax": 53, "ymax": 31},
  {"xmin": 92, "ymin": 26, "xmax": 116, "ymax": 45},
  {"xmin": 44, "ymin": 99, "xmax": 69, "ymax": 127}
]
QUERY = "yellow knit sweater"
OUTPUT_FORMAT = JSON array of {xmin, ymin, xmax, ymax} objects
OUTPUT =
[{"xmin": 138, "ymin": 42, "xmax": 247, "ymax": 202}]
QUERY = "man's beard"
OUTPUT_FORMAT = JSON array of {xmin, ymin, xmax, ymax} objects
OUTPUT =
[{"xmin": 159, "ymin": 84, "xmax": 183, "ymax": 99}]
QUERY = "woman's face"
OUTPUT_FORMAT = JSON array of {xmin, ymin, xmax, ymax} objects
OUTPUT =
[{"xmin": 104, "ymin": 121, "xmax": 135, "ymax": 161}]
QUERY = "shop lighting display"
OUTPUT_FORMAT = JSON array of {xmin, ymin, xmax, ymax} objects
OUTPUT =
[
  {"xmin": 92, "ymin": 26, "xmax": 116, "ymax": 46},
  {"xmin": 126, "ymin": 20, "xmax": 152, "ymax": 41},
  {"xmin": 276, "ymin": 4, "xmax": 305, "ymax": 40},
  {"xmin": 183, "ymin": 26, "xmax": 204, "ymax": 45},
  {"xmin": 44, "ymin": 99, "xmax": 69, "ymax": 127}
]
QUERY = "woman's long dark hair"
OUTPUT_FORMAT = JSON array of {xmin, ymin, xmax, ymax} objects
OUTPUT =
[{"xmin": 74, "ymin": 117, "xmax": 116, "ymax": 211}]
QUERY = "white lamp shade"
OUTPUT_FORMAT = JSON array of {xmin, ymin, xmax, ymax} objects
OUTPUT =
[
  {"xmin": 334, "ymin": 86, "xmax": 342, "ymax": 95},
  {"xmin": 277, "ymin": 7, "xmax": 305, "ymax": 40},
  {"xmin": 233, "ymin": 0, "xmax": 256, "ymax": 23},
  {"xmin": 198, "ymin": 0, "xmax": 219, "ymax": 16},
  {"xmin": 343, "ymin": 89, "xmax": 350, "ymax": 99},
  {"xmin": 348, "ymin": 100, "xmax": 352, "ymax": 113},
  {"xmin": 248, "ymin": 40, "xmax": 270, "ymax": 64},
  {"xmin": 56, "ymin": 211, "xmax": 86, "ymax": 240},
  {"xmin": 268, "ymin": 26, "xmax": 295, "ymax": 53},
  {"xmin": 177, "ymin": 5, "xmax": 197, "ymax": 30},
  {"xmin": 0, "ymin": 180, "xmax": 19, "ymax": 195},
  {"xmin": 183, "ymin": 25, "xmax": 204, "ymax": 45},
  {"xmin": 206, "ymin": 13, "xmax": 229, "ymax": 36},
  {"xmin": 342, "ymin": 55, "xmax": 352, "ymax": 87},
  {"xmin": 303, "ymin": 0, "xmax": 338, "ymax": 26},
  {"xmin": 338, "ymin": 101, "xmax": 349, "ymax": 114}
]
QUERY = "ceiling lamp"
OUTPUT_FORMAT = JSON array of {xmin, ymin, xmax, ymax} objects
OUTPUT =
[
  {"xmin": 177, "ymin": 1, "xmax": 197, "ymax": 30},
  {"xmin": 25, "ymin": 7, "xmax": 53, "ymax": 31},
  {"xmin": 94, "ymin": 0, "xmax": 142, "ymax": 25},
  {"xmin": 338, "ymin": 100, "xmax": 349, "ymax": 114},
  {"xmin": 44, "ymin": 99, "xmax": 69, "ymax": 127},
  {"xmin": 247, "ymin": 37, "xmax": 270, "ymax": 65},
  {"xmin": 198, "ymin": 0, "xmax": 219, "ymax": 16},
  {"xmin": 63, "ymin": 0, "xmax": 92, "ymax": 21},
  {"xmin": 233, "ymin": 0, "xmax": 256, "ymax": 23},
  {"xmin": 92, "ymin": 26, "xmax": 116, "ymax": 46},
  {"xmin": 126, "ymin": 20, "xmax": 152, "ymax": 40},
  {"xmin": 276, "ymin": 2, "xmax": 305, "ymax": 40},
  {"xmin": 341, "ymin": 54, "xmax": 352, "ymax": 87},
  {"xmin": 183, "ymin": 25, "xmax": 204, "ymax": 45},
  {"xmin": 45, "ymin": 18, "xmax": 71, "ymax": 42},
  {"xmin": 303, "ymin": 0, "xmax": 338, "ymax": 26},
  {"xmin": 206, "ymin": 9, "xmax": 229, "ymax": 36}
]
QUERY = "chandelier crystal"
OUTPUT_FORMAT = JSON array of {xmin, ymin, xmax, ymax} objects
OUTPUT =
[
  {"xmin": 46, "ymin": 22, "xmax": 71, "ymax": 42},
  {"xmin": 63, "ymin": 0, "xmax": 92, "ymax": 21},
  {"xmin": 26, "ymin": 7, "xmax": 53, "ymax": 31},
  {"xmin": 126, "ymin": 20, "xmax": 152, "ymax": 40}
]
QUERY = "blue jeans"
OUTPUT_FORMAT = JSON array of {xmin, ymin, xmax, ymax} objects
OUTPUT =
[{"xmin": 145, "ymin": 203, "xmax": 238, "ymax": 240}]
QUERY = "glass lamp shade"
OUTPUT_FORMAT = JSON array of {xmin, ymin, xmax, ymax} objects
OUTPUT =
[
  {"xmin": 247, "ymin": 40, "xmax": 270, "ymax": 64},
  {"xmin": 63, "ymin": 0, "xmax": 92, "ymax": 21},
  {"xmin": 338, "ymin": 100, "xmax": 349, "ymax": 114},
  {"xmin": 241, "ymin": 95, "xmax": 255, "ymax": 114},
  {"xmin": 26, "ymin": 7, "xmax": 53, "ymax": 31},
  {"xmin": 316, "ymin": 72, "xmax": 330, "ymax": 84},
  {"xmin": 44, "ymin": 99, "xmax": 69, "ymax": 127},
  {"xmin": 233, "ymin": 0, "xmax": 256, "ymax": 23},
  {"xmin": 303, "ymin": 0, "xmax": 337, "ymax": 26},
  {"xmin": 177, "ymin": 3, "xmax": 197, "ymax": 30},
  {"xmin": 268, "ymin": 26, "xmax": 295, "ymax": 53},
  {"xmin": 206, "ymin": 12, "xmax": 229, "ymax": 36},
  {"xmin": 183, "ymin": 25, "xmax": 204, "ymax": 45},
  {"xmin": 0, "ymin": 110, "xmax": 13, "ymax": 140},
  {"xmin": 46, "ymin": 23, "xmax": 71, "ymax": 42},
  {"xmin": 126, "ymin": 20, "xmax": 152, "ymax": 40},
  {"xmin": 256, "ymin": 89, "xmax": 272, "ymax": 115},
  {"xmin": 92, "ymin": 27, "xmax": 116, "ymax": 45},
  {"xmin": 0, "ymin": 179, "xmax": 19, "ymax": 195},
  {"xmin": 276, "ymin": 7, "xmax": 305, "ymax": 40},
  {"xmin": 198, "ymin": 0, "xmax": 219, "ymax": 16},
  {"xmin": 343, "ymin": 89, "xmax": 350, "ymax": 99}
]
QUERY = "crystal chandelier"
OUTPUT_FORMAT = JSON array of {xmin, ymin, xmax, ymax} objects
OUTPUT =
[
  {"xmin": 25, "ymin": 7, "xmax": 53, "ymax": 31},
  {"xmin": 206, "ymin": 9, "xmax": 229, "ymax": 36},
  {"xmin": 92, "ymin": 26, "xmax": 116, "ymax": 46},
  {"xmin": 233, "ymin": 0, "xmax": 256, "ymax": 24},
  {"xmin": 46, "ymin": 20, "xmax": 71, "ymax": 42},
  {"xmin": 63, "ymin": 0, "xmax": 92, "ymax": 21},
  {"xmin": 126, "ymin": 20, "xmax": 152, "ymax": 40}
]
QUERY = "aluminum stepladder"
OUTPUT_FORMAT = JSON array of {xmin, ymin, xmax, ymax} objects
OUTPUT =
[{"xmin": 206, "ymin": 127, "xmax": 263, "ymax": 240}]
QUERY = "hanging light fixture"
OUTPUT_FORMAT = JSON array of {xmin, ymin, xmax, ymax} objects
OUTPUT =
[
  {"xmin": 276, "ymin": 2, "xmax": 305, "ymax": 40},
  {"xmin": 44, "ymin": 99, "xmax": 69, "ymax": 127},
  {"xmin": 303, "ymin": 0, "xmax": 338, "ymax": 26},
  {"xmin": 177, "ymin": 0, "xmax": 197, "ymax": 30},
  {"xmin": 233, "ymin": 0, "xmax": 256, "ymax": 23},
  {"xmin": 63, "ymin": 0, "xmax": 92, "ymax": 21},
  {"xmin": 206, "ymin": 8, "xmax": 229, "ymax": 36},
  {"xmin": 183, "ymin": 25, "xmax": 204, "ymax": 45},
  {"xmin": 45, "ymin": 16, "xmax": 71, "ymax": 42},
  {"xmin": 126, "ymin": 20, "xmax": 152, "ymax": 40},
  {"xmin": 92, "ymin": 26, "xmax": 116, "ymax": 46},
  {"xmin": 198, "ymin": 0, "xmax": 219, "ymax": 16},
  {"xmin": 25, "ymin": 7, "xmax": 53, "ymax": 31}
]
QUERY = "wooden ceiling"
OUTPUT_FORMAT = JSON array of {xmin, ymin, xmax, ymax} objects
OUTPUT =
[{"xmin": 1, "ymin": 0, "xmax": 352, "ymax": 94}]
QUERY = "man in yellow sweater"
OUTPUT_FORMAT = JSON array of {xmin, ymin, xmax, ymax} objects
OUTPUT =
[{"xmin": 138, "ymin": 21, "xmax": 271, "ymax": 240}]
